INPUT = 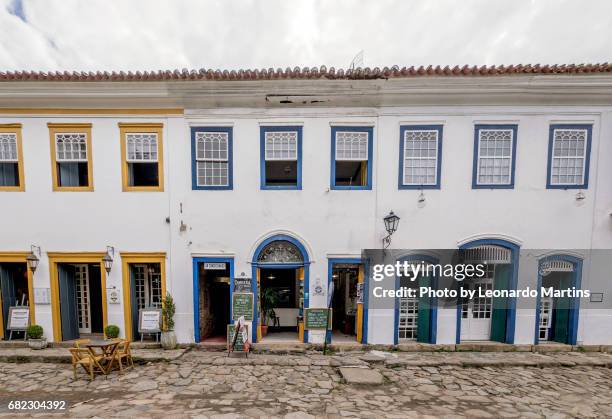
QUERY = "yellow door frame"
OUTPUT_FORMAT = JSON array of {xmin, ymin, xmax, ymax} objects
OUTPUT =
[
  {"xmin": 356, "ymin": 264, "xmax": 365, "ymax": 343},
  {"xmin": 0, "ymin": 252, "xmax": 35, "ymax": 339},
  {"xmin": 48, "ymin": 252, "xmax": 108, "ymax": 342},
  {"xmin": 120, "ymin": 252, "xmax": 167, "ymax": 341}
]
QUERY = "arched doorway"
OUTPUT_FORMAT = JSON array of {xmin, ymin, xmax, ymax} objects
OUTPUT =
[
  {"xmin": 535, "ymin": 255, "xmax": 582, "ymax": 345},
  {"xmin": 457, "ymin": 239, "xmax": 519, "ymax": 344},
  {"xmin": 252, "ymin": 235, "xmax": 309, "ymax": 343}
]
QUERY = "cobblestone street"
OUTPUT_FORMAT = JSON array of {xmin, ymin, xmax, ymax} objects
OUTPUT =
[{"xmin": 0, "ymin": 350, "xmax": 611, "ymax": 418}]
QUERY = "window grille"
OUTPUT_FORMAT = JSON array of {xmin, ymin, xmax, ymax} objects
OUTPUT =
[
  {"xmin": 398, "ymin": 296, "xmax": 419, "ymax": 340},
  {"xmin": 195, "ymin": 131, "xmax": 229, "ymax": 186},
  {"xmin": 539, "ymin": 297, "xmax": 553, "ymax": 340},
  {"xmin": 0, "ymin": 133, "xmax": 18, "ymax": 161},
  {"xmin": 463, "ymin": 245, "xmax": 512, "ymax": 265},
  {"xmin": 55, "ymin": 133, "xmax": 88, "ymax": 162},
  {"xmin": 265, "ymin": 131, "xmax": 297, "ymax": 161},
  {"xmin": 74, "ymin": 264, "xmax": 91, "ymax": 333},
  {"xmin": 403, "ymin": 130, "xmax": 438, "ymax": 185},
  {"xmin": 335, "ymin": 131, "xmax": 368, "ymax": 161},
  {"xmin": 126, "ymin": 133, "xmax": 158, "ymax": 162},
  {"xmin": 476, "ymin": 129, "xmax": 513, "ymax": 185},
  {"xmin": 133, "ymin": 264, "xmax": 162, "ymax": 308},
  {"xmin": 540, "ymin": 260, "xmax": 574, "ymax": 276},
  {"xmin": 550, "ymin": 129, "xmax": 587, "ymax": 185}
]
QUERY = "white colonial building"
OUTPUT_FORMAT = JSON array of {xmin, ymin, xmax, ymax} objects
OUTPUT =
[{"xmin": 0, "ymin": 64, "xmax": 611, "ymax": 346}]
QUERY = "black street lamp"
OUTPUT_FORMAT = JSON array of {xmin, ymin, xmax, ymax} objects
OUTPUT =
[{"xmin": 383, "ymin": 211, "xmax": 400, "ymax": 248}]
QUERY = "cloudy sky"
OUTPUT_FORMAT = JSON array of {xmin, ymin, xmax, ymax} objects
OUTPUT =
[{"xmin": 1, "ymin": 0, "xmax": 611, "ymax": 72}]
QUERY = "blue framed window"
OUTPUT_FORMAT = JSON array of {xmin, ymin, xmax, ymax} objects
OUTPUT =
[
  {"xmin": 330, "ymin": 126, "xmax": 373, "ymax": 190},
  {"xmin": 472, "ymin": 124, "xmax": 518, "ymax": 189},
  {"xmin": 260, "ymin": 126, "xmax": 302, "ymax": 190},
  {"xmin": 546, "ymin": 124, "xmax": 592, "ymax": 189},
  {"xmin": 191, "ymin": 127, "xmax": 233, "ymax": 190},
  {"xmin": 399, "ymin": 125, "xmax": 443, "ymax": 189}
]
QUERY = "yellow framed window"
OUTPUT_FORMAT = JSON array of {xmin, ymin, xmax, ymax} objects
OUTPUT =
[
  {"xmin": 119, "ymin": 123, "xmax": 164, "ymax": 191},
  {"xmin": 0, "ymin": 124, "xmax": 25, "ymax": 191},
  {"xmin": 48, "ymin": 123, "xmax": 93, "ymax": 191}
]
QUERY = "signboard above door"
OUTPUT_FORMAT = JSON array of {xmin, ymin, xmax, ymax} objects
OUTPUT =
[
  {"xmin": 204, "ymin": 262, "xmax": 226, "ymax": 270},
  {"xmin": 234, "ymin": 277, "xmax": 251, "ymax": 293}
]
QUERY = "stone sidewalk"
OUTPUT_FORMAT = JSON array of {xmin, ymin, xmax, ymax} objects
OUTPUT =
[{"xmin": 0, "ymin": 350, "xmax": 610, "ymax": 417}]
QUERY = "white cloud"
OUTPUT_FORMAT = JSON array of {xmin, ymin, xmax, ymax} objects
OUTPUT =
[{"xmin": 1, "ymin": 0, "xmax": 611, "ymax": 71}]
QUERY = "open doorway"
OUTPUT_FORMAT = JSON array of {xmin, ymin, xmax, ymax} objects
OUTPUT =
[
  {"xmin": 0, "ymin": 263, "xmax": 30, "ymax": 339},
  {"xmin": 330, "ymin": 264, "xmax": 358, "ymax": 342},
  {"xmin": 198, "ymin": 262, "xmax": 231, "ymax": 343},
  {"xmin": 128, "ymin": 263, "xmax": 162, "ymax": 341},
  {"xmin": 539, "ymin": 270, "xmax": 574, "ymax": 344},
  {"xmin": 57, "ymin": 263, "xmax": 104, "ymax": 341},
  {"xmin": 259, "ymin": 268, "xmax": 302, "ymax": 341}
]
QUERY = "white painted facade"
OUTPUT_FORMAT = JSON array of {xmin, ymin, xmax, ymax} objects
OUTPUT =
[{"xmin": 1, "ymin": 74, "xmax": 611, "ymax": 345}]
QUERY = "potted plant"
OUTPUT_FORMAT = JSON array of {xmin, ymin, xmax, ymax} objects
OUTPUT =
[
  {"xmin": 104, "ymin": 324, "xmax": 120, "ymax": 339},
  {"xmin": 27, "ymin": 325, "xmax": 46, "ymax": 350},
  {"xmin": 260, "ymin": 288, "xmax": 279, "ymax": 336},
  {"xmin": 161, "ymin": 293, "xmax": 177, "ymax": 349}
]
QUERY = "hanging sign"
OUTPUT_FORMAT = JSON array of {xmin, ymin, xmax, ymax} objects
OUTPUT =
[
  {"xmin": 304, "ymin": 308, "xmax": 332, "ymax": 330},
  {"xmin": 139, "ymin": 308, "xmax": 162, "ymax": 333},
  {"xmin": 234, "ymin": 277, "xmax": 252, "ymax": 293},
  {"xmin": 7, "ymin": 307, "xmax": 29, "ymax": 330},
  {"xmin": 232, "ymin": 292, "xmax": 254, "ymax": 321},
  {"xmin": 204, "ymin": 262, "xmax": 226, "ymax": 270}
]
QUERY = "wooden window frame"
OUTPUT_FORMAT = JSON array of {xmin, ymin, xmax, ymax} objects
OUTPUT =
[
  {"xmin": 48, "ymin": 123, "xmax": 94, "ymax": 192},
  {"xmin": 119, "ymin": 123, "xmax": 164, "ymax": 192},
  {"xmin": 0, "ymin": 124, "xmax": 25, "ymax": 191}
]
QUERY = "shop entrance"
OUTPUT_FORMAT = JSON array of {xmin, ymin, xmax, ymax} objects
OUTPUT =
[
  {"xmin": 259, "ymin": 267, "xmax": 302, "ymax": 341},
  {"xmin": 197, "ymin": 262, "xmax": 231, "ymax": 343},
  {"xmin": 128, "ymin": 263, "xmax": 162, "ymax": 341},
  {"xmin": 537, "ymin": 258, "xmax": 579, "ymax": 345},
  {"xmin": 57, "ymin": 263, "xmax": 104, "ymax": 341},
  {"xmin": 330, "ymin": 264, "xmax": 358, "ymax": 342},
  {"xmin": 0, "ymin": 263, "xmax": 30, "ymax": 339}
]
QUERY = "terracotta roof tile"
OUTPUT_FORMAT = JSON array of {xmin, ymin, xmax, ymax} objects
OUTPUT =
[{"xmin": 0, "ymin": 63, "xmax": 611, "ymax": 82}]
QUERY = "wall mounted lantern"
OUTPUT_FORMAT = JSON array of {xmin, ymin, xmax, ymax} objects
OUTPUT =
[
  {"xmin": 26, "ymin": 245, "xmax": 41, "ymax": 273},
  {"xmin": 103, "ymin": 246, "xmax": 115, "ymax": 274},
  {"xmin": 382, "ymin": 211, "xmax": 400, "ymax": 248}
]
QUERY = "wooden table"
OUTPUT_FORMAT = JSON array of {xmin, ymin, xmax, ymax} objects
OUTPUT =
[{"xmin": 85, "ymin": 340, "xmax": 120, "ymax": 375}]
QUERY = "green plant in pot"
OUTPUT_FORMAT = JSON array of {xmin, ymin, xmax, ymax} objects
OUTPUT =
[
  {"xmin": 161, "ymin": 293, "xmax": 177, "ymax": 349},
  {"xmin": 27, "ymin": 325, "xmax": 47, "ymax": 350},
  {"xmin": 104, "ymin": 324, "xmax": 120, "ymax": 339},
  {"xmin": 260, "ymin": 288, "xmax": 280, "ymax": 336}
]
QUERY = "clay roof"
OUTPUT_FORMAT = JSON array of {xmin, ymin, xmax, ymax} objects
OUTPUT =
[{"xmin": 0, "ymin": 63, "xmax": 611, "ymax": 82}]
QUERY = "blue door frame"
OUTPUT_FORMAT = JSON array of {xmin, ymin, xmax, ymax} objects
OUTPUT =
[
  {"xmin": 327, "ymin": 258, "xmax": 368, "ymax": 344},
  {"xmin": 456, "ymin": 239, "xmax": 520, "ymax": 344},
  {"xmin": 533, "ymin": 254, "xmax": 582, "ymax": 345},
  {"xmin": 251, "ymin": 235, "xmax": 310, "ymax": 343},
  {"xmin": 393, "ymin": 254, "xmax": 439, "ymax": 345},
  {"xmin": 192, "ymin": 257, "xmax": 234, "ymax": 343}
]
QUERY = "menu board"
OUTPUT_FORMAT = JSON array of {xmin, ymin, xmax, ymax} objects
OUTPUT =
[
  {"xmin": 304, "ymin": 308, "xmax": 332, "ymax": 330},
  {"xmin": 139, "ymin": 309, "xmax": 162, "ymax": 333},
  {"xmin": 7, "ymin": 307, "xmax": 29, "ymax": 330},
  {"xmin": 227, "ymin": 324, "xmax": 248, "ymax": 352},
  {"xmin": 232, "ymin": 292, "xmax": 254, "ymax": 321}
]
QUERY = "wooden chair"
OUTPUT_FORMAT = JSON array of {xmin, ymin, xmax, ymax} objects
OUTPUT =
[
  {"xmin": 111, "ymin": 339, "xmax": 133, "ymax": 373},
  {"xmin": 68, "ymin": 348, "xmax": 105, "ymax": 381},
  {"xmin": 74, "ymin": 339, "xmax": 91, "ymax": 349}
]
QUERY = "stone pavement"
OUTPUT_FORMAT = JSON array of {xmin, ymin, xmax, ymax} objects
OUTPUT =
[{"xmin": 0, "ymin": 350, "xmax": 610, "ymax": 418}]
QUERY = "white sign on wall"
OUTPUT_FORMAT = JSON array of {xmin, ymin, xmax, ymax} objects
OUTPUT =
[
  {"xmin": 204, "ymin": 262, "xmax": 226, "ymax": 270},
  {"xmin": 107, "ymin": 289, "xmax": 121, "ymax": 304},
  {"xmin": 34, "ymin": 288, "xmax": 51, "ymax": 305}
]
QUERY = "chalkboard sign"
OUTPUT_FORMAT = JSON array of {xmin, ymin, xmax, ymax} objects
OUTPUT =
[
  {"xmin": 7, "ymin": 307, "xmax": 29, "ymax": 330},
  {"xmin": 232, "ymin": 292, "xmax": 254, "ymax": 321},
  {"xmin": 234, "ymin": 277, "xmax": 252, "ymax": 293},
  {"xmin": 227, "ymin": 324, "xmax": 248, "ymax": 352},
  {"xmin": 138, "ymin": 308, "xmax": 162, "ymax": 333},
  {"xmin": 304, "ymin": 308, "xmax": 332, "ymax": 330}
]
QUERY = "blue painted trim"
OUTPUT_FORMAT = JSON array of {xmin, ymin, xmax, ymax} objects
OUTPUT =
[
  {"xmin": 546, "ymin": 124, "xmax": 593, "ymax": 189},
  {"xmin": 457, "ymin": 238, "xmax": 520, "ymax": 344},
  {"xmin": 192, "ymin": 257, "xmax": 234, "ymax": 343},
  {"xmin": 534, "ymin": 254, "xmax": 583, "ymax": 345},
  {"xmin": 327, "ymin": 258, "xmax": 365, "ymax": 345},
  {"xmin": 398, "ymin": 125, "xmax": 443, "ymax": 190},
  {"xmin": 251, "ymin": 234, "xmax": 309, "ymax": 343},
  {"xmin": 260, "ymin": 126, "xmax": 302, "ymax": 190},
  {"xmin": 393, "ymin": 254, "xmax": 440, "ymax": 345},
  {"xmin": 471, "ymin": 124, "xmax": 518, "ymax": 189},
  {"xmin": 361, "ymin": 259, "xmax": 370, "ymax": 344},
  {"xmin": 330, "ymin": 126, "xmax": 373, "ymax": 190},
  {"xmin": 191, "ymin": 127, "xmax": 233, "ymax": 190}
]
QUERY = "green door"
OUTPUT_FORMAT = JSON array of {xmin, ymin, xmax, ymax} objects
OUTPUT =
[
  {"xmin": 553, "ymin": 275, "xmax": 571, "ymax": 344},
  {"xmin": 416, "ymin": 275, "xmax": 431, "ymax": 343},
  {"xmin": 490, "ymin": 264, "xmax": 511, "ymax": 343}
]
